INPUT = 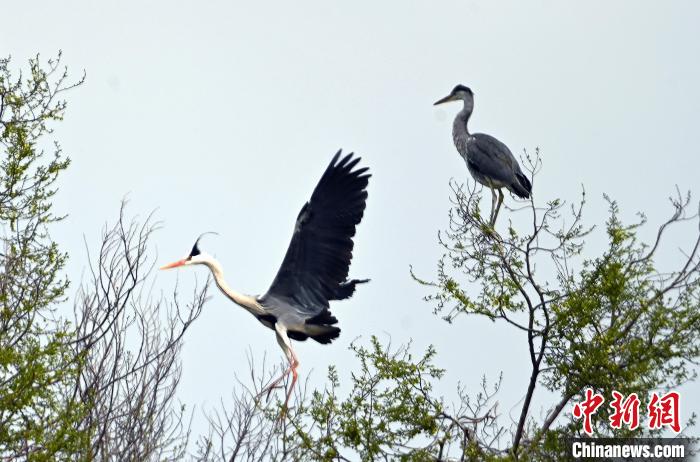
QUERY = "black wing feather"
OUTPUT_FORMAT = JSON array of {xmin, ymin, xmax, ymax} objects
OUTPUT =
[
  {"xmin": 513, "ymin": 172, "xmax": 532, "ymax": 198},
  {"xmin": 263, "ymin": 150, "xmax": 370, "ymax": 315}
]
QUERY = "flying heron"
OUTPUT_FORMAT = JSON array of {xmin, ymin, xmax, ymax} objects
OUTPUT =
[
  {"xmin": 160, "ymin": 151, "xmax": 370, "ymax": 411},
  {"xmin": 434, "ymin": 85, "xmax": 532, "ymax": 226}
]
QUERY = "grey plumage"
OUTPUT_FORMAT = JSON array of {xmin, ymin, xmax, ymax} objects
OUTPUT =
[{"xmin": 435, "ymin": 85, "xmax": 531, "ymax": 225}]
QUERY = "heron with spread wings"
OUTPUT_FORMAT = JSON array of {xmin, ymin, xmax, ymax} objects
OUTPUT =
[{"xmin": 160, "ymin": 151, "xmax": 370, "ymax": 409}]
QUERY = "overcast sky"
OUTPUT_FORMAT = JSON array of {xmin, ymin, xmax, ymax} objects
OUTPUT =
[{"xmin": 3, "ymin": 0, "xmax": 699, "ymax": 445}]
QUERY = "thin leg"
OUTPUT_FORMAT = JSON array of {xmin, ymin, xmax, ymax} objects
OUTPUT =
[
  {"xmin": 258, "ymin": 364, "xmax": 292, "ymax": 401},
  {"xmin": 489, "ymin": 188, "xmax": 497, "ymax": 225},
  {"xmin": 256, "ymin": 324, "xmax": 299, "ymax": 417},
  {"xmin": 284, "ymin": 349, "xmax": 299, "ymax": 409},
  {"xmin": 492, "ymin": 189, "xmax": 504, "ymax": 226}
]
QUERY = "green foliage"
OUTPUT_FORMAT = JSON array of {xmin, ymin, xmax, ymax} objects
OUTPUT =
[
  {"xmin": 544, "ymin": 196, "xmax": 700, "ymax": 435},
  {"xmin": 293, "ymin": 337, "xmax": 445, "ymax": 461},
  {"xmin": 197, "ymin": 336, "xmax": 470, "ymax": 461},
  {"xmin": 0, "ymin": 53, "xmax": 87, "ymax": 459}
]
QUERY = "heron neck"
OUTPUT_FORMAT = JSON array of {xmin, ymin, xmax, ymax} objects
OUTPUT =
[
  {"xmin": 203, "ymin": 259, "xmax": 264, "ymax": 316},
  {"xmin": 453, "ymin": 106, "xmax": 472, "ymax": 145}
]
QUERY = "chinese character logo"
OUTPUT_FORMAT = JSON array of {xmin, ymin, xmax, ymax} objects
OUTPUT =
[
  {"xmin": 648, "ymin": 391, "xmax": 680, "ymax": 433},
  {"xmin": 573, "ymin": 389, "xmax": 605, "ymax": 435},
  {"xmin": 572, "ymin": 389, "xmax": 682, "ymax": 434},
  {"xmin": 609, "ymin": 391, "xmax": 640, "ymax": 430}
]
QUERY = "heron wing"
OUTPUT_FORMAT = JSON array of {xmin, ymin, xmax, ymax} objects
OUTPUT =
[
  {"xmin": 262, "ymin": 150, "xmax": 370, "ymax": 316},
  {"xmin": 468, "ymin": 134, "xmax": 520, "ymax": 183},
  {"xmin": 470, "ymin": 134, "xmax": 531, "ymax": 197}
]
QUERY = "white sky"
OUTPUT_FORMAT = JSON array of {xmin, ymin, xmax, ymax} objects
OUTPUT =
[{"xmin": 3, "ymin": 0, "xmax": 699, "ymax": 446}]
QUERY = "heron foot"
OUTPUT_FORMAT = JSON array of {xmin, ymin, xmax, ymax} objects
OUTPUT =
[{"xmin": 255, "ymin": 383, "xmax": 284, "ymax": 403}]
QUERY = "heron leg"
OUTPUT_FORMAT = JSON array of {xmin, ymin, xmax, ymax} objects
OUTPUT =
[
  {"xmin": 256, "ymin": 325, "xmax": 299, "ymax": 417},
  {"xmin": 492, "ymin": 189, "xmax": 504, "ymax": 226},
  {"xmin": 284, "ymin": 348, "xmax": 299, "ymax": 410},
  {"xmin": 258, "ymin": 364, "xmax": 291, "ymax": 401},
  {"xmin": 489, "ymin": 188, "xmax": 497, "ymax": 225}
]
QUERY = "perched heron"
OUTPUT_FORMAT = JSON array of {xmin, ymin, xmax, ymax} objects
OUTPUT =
[
  {"xmin": 160, "ymin": 151, "xmax": 370, "ymax": 411},
  {"xmin": 434, "ymin": 85, "xmax": 531, "ymax": 225}
]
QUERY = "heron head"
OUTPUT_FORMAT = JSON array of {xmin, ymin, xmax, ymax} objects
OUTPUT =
[
  {"xmin": 159, "ymin": 232, "xmax": 218, "ymax": 270},
  {"xmin": 434, "ymin": 84, "xmax": 474, "ymax": 106}
]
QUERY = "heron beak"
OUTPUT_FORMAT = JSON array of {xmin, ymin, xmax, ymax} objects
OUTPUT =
[
  {"xmin": 159, "ymin": 258, "xmax": 187, "ymax": 270},
  {"xmin": 433, "ymin": 94, "xmax": 456, "ymax": 106}
]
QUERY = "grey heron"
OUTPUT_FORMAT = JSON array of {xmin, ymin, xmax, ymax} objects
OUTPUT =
[
  {"xmin": 160, "ymin": 151, "xmax": 370, "ymax": 412},
  {"xmin": 434, "ymin": 85, "xmax": 532, "ymax": 226}
]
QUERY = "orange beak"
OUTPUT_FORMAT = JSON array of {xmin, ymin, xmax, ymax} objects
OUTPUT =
[{"xmin": 159, "ymin": 259, "xmax": 187, "ymax": 270}]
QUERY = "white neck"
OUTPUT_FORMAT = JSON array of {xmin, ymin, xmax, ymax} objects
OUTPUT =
[{"xmin": 201, "ymin": 256, "xmax": 265, "ymax": 316}]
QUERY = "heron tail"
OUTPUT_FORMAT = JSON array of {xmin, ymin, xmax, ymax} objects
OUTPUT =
[
  {"xmin": 287, "ymin": 326, "xmax": 341, "ymax": 344},
  {"xmin": 310, "ymin": 326, "xmax": 341, "ymax": 344},
  {"xmin": 510, "ymin": 173, "xmax": 532, "ymax": 199},
  {"xmin": 304, "ymin": 311, "xmax": 342, "ymax": 344}
]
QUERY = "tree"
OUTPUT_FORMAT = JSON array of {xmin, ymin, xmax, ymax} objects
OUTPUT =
[
  {"xmin": 0, "ymin": 52, "xmax": 88, "ymax": 460},
  {"xmin": 71, "ymin": 203, "xmax": 209, "ymax": 461},
  {"xmin": 415, "ymin": 150, "xmax": 700, "ymax": 459},
  {"xmin": 0, "ymin": 53, "xmax": 209, "ymax": 461},
  {"xmin": 194, "ymin": 337, "xmax": 452, "ymax": 461}
]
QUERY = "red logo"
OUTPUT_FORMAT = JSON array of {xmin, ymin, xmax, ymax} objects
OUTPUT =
[
  {"xmin": 572, "ymin": 389, "xmax": 682, "ymax": 433},
  {"xmin": 609, "ymin": 391, "xmax": 640, "ymax": 430},
  {"xmin": 648, "ymin": 391, "xmax": 680, "ymax": 433},
  {"xmin": 573, "ymin": 389, "xmax": 605, "ymax": 435}
]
